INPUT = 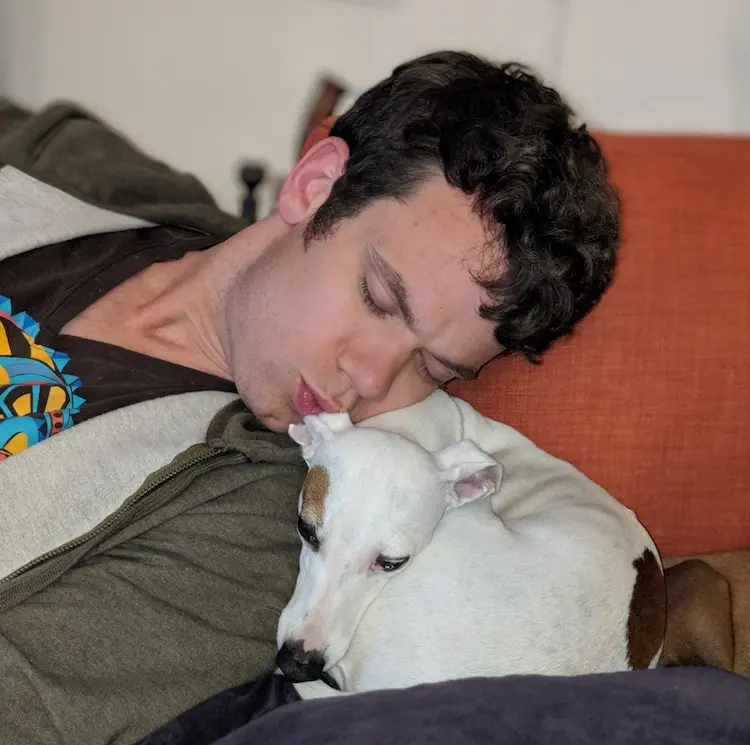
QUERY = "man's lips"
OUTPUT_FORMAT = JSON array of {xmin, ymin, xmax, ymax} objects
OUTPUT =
[{"xmin": 294, "ymin": 380, "xmax": 337, "ymax": 417}]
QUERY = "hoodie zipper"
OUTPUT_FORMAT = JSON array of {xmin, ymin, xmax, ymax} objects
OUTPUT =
[{"xmin": 0, "ymin": 442, "xmax": 246, "ymax": 596}]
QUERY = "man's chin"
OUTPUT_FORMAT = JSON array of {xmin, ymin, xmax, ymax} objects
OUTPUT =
[
  {"xmin": 237, "ymin": 396, "xmax": 296, "ymax": 434},
  {"xmin": 256, "ymin": 412, "xmax": 297, "ymax": 433}
]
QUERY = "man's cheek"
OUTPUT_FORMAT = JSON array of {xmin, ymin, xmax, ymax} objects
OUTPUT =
[{"xmin": 352, "ymin": 379, "xmax": 435, "ymax": 422}]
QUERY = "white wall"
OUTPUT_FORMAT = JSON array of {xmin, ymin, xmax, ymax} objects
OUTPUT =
[
  {"xmin": 1, "ymin": 0, "xmax": 749, "ymax": 214},
  {"xmin": 558, "ymin": 0, "xmax": 750, "ymax": 134}
]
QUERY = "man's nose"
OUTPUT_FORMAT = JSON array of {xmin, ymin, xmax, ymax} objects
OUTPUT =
[
  {"xmin": 276, "ymin": 640, "xmax": 326, "ymax": 682},
  {"xmin": 340, "ymin": 341, "xmax": 412, "ymax": 402}
]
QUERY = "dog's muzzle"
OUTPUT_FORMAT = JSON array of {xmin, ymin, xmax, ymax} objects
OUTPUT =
[{"xmin": 276, "ymin": 641, "xmax": 327, "ymax": 683}]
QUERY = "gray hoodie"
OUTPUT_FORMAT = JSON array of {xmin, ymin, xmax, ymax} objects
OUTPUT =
[{"xmin": 0, "ymin": 98, "xmax": 302, "ymax": 744}]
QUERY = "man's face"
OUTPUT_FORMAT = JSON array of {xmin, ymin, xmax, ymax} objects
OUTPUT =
[{"xmin": 223, "ymin": 141, "xmax": 501, "ymax": 433}]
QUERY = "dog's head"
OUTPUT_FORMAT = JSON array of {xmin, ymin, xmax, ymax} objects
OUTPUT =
[{"xmin": 276, "ymin": 412, "xmax": 503, "ymax": 684}]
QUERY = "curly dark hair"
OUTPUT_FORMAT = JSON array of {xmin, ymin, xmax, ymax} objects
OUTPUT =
[{"xmin": 305, "ymin": 51, "xmax": 620, "ymax": 362}]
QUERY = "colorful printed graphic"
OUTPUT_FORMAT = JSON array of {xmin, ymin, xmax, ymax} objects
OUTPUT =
[{"xmin": 0, "ymin": 295, "xmax": 85, "ymax": 459}]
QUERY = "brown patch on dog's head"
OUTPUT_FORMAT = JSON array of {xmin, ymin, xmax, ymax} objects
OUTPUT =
[
  {"xmin": 658, "ymin": 559, "xmax": 735, "ymax": 671},
  {"xmin": 627, "ymin": 548, "xmax": 667, "ymax": 668},
  {"xmin": 300, "ymin": 465, "xmax": 330, "ymax": 526}
]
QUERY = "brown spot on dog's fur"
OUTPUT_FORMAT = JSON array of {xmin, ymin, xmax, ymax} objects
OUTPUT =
[
  {"xmin": 627, "ymin": 548, "xmax": 667, "ymax": 668},
  {"xmin": 300, "ymin": 465, "xmax": 330, "ymax": 526}
]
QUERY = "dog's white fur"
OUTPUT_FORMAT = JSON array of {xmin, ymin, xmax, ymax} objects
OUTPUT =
[{"xmin": 278, "ymin": 390, "xmax": 664, "ymax": 699}]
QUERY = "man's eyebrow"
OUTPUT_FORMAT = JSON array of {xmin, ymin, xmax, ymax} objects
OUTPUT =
[{"xmin": 368, "ymin": 245, "xmax": 479, "ymax": 383}]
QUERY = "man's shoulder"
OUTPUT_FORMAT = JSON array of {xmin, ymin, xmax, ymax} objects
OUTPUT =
[{"xmin": 0, "ymin": 165, "xmax": 153, "ymax": 263}]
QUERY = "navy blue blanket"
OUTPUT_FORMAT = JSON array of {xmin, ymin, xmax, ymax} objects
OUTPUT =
[{"xmin": 139, "ymin": 667, "xmax": 750, "ymax": 745}]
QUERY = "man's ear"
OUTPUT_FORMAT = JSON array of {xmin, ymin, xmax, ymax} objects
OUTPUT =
[
  {"xmin": 276, "ymin": 137, "xmax": 349, "ymax": 226},
  {"xmin": 288, "ymin": 412, "xmax": 353, "ymax": 463},
  {"xmin": 432, "ymin": 439, "xmax": 504, "ymax": 509}
]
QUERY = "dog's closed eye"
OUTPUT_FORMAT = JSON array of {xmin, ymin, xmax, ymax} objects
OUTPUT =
[
  {"xmin": 375, "ymin": 555, "xmax": 410, "ymax": 573},
  {"xmin": 297, "ymin": 516, "xmax": 320, "ymax": 551}
]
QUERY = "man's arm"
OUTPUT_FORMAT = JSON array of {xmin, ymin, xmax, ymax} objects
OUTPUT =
[{"xmin": 0, "ymin": 453, "xmax": 304, "ymax": 745}]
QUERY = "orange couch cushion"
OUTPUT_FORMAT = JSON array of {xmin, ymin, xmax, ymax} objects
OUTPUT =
[
  {"xmin": 300, "ymin": 122, "xmax": 750, "ymax": 557},
  {"xmin": 450, "ymin": 134, "xmax": 750, "ymax": 557}
]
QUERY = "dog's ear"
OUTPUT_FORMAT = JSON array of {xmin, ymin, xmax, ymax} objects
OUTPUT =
[
  {"xmin": 288, "ymin": 413, "xmax": 353, "ymax": 462},
  {"xmin": 433, "ymin": 439, "xmax": 504, "ymax": 509}
]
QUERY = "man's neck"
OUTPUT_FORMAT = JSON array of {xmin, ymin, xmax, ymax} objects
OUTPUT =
[{"xmin": 59, "ymin": 216, "xmax": 286, "ymax": 378}]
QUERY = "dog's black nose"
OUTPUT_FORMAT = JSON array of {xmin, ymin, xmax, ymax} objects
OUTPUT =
[{"xmin": 276, "ymin": 640, "xmax": 326, "ymax": 682}]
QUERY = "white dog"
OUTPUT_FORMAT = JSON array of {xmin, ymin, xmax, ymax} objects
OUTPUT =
[{"xmin": 276, "ymin": 390, "xmax": 665, "ymax": 699}]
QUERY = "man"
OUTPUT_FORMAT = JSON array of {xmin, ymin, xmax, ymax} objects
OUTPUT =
[{"xmin": 0, "ymin": 52, "xmax": 618, "ymax": 744}]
